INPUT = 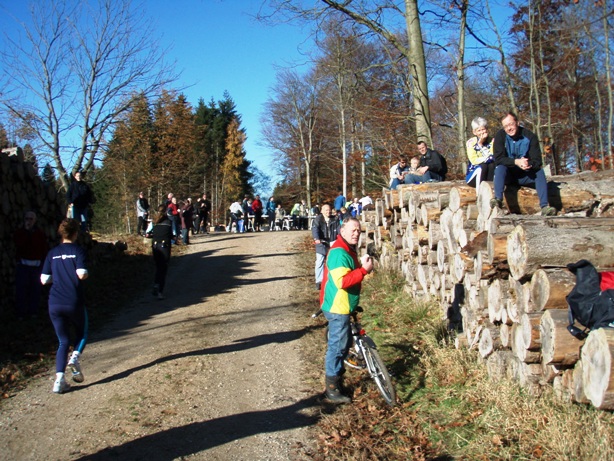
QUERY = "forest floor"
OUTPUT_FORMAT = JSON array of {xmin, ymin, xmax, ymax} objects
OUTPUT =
[{"xmin": 0, "ymin": 230, "xmax": 323, "ymax": 460}]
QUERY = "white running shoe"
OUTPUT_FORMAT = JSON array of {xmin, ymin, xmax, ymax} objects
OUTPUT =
[
  {"xmin": 67, "ymin": 353, "xmax": 84, "ymax": 383},
  {"xmin": 53, "ymin": 378, "xmax": 70, "ymax": 394}
]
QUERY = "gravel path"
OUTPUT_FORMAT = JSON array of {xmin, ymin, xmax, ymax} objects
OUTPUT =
[{"xmin": 0, "ymin": 231, "xmax": 320, "ymax": 460}]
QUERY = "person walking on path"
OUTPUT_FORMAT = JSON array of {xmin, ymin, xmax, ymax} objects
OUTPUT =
[
  {"xmin": 265, "ymin": 196, "xmax": 277, "ymax": 231},
  {"xmin": 320, "ymin": 217, "xmax": 373, "ymax": 403},
  {"xmin": 40, "ymin": 218, "xmax": 89, "ymax": 394},
  {"xmin": 66, "ymin": 170, "xmax": 94, "ymax": 232},
  {"xmin": 151, "ymin": 205, "xmax": 173, "ymax": 300},
  {"xmin": 333, "ymin": 190, "xmax": 345, "ymax": 212},
  {"xmin": 312, "ymin": 204, "xmax": 339, "ymax": 291},
  {"xmin": 14, "ymin": 210, "xmax": 48, "ymax": 320},
  {"xmin": 251, "ymin": 195, "xmax": 263, "ymax": 232},
  {"xmin": 136, "ymin": 192, "xmax": 150, "ymax": 236}
]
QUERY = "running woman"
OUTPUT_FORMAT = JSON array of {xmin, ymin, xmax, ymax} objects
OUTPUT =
[{"xmin": 40, "ymin": 218, "xmax": 89, "ymax": 394}]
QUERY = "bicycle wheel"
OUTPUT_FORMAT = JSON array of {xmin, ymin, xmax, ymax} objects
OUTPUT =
[{"xmin": 361, "ymin": 344, "xmax": 396, "ymax": 406}]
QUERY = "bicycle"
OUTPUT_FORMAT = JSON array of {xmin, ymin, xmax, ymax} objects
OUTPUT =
[{"xmin": 313, "ymin": 306, "xmax": 396, "ymax": 406}]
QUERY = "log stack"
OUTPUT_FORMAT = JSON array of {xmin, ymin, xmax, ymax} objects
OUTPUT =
[
  {"xmin": 361, "ymin": 169, "xmax": 614, "ymax": 410},
  {"xmin": 0, "ymin": 148, "xmax": 65, "ymax": 313}
]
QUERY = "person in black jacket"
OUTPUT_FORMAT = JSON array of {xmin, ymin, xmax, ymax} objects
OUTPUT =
[
  {"xmin": 404, "ymin": 141, "xmax": 448, "ymax": 183},
  {"xmin": 311, "ymin": 204, "xmax": 340, "ymax": 291},
  {"xmin": 66, "ymin": 171, "xmax": 94, "ymax": 232},
  {"xmin": 151, "ymin": 205, "xmax": 173, "ymax": 300}
]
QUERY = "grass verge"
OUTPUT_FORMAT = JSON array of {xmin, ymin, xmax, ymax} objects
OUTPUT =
[{"xmin": 299, "ymin": 262, "xmax": 614, "ymax": 461}]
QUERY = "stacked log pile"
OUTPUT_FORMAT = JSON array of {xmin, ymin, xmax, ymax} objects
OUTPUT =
[
  {"xmin": 0, "ymin": 148, "xmax": 65, "ymax": 313},
  {"xmin": 362, "ymin": 170, "xmax": 614, "ymax": 410}
]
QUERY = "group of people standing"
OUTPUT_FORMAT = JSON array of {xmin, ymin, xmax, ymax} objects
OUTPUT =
[{"xmin": 389, "ymin": 112, "xmax": 556, "ymax": 216}]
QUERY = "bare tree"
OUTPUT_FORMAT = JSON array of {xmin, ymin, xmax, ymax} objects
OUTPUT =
[
  {"xmin": 265, "ymin": 0, "xmax": 433, "ymax": 146},
  {"xmin": 0, "ymin": 0, "xmax": 176, "ymax": 189}
]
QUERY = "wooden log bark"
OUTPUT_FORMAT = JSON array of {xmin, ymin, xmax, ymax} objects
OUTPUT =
[
  {"xmin": 520, "ymin": 313, "xmax": 542, "ymax": 351},
  {"xmin": 487, "ymin": 279, "xmax": 508, "ymax": 323},
  {"xmin": 487, "ymin": 233, "xmax": 508, "ymax": 264},
  {"xmin": 449, "ymin": 185, "xmax": 477, "ymax": 212},
  {"xmin": 540, "ymin": 309, "xmax": 584, "ymax": 366},
  {"xmin": 511, "ymin": 323, "xmax": 541, "ymax": 363},
  {"xmin": 510, "ymin": 176, "xmax": 614, "ymax": 215},
  {"xmin": 572, "ymin": 361, "xmax": 590, "ymax": 404},
  {"xmin": 529, "ymin": 268, "xmax": 576, "ymax": 311},
  {"xmin": 581, "ymin": 328, "xmax": 614, "ymax": 410},
  {"xmin": 478, "ymin": 323, "xmax": 502, "ymax": 358},
  {"xmin": 486, "ymin": 350, "xmax": 514, "ymax": 380},
  {"xmin": 507, "ymin": 225, "xmax": 614, "ymax": 280}
]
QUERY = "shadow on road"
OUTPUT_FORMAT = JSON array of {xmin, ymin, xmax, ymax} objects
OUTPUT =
[
  {"xmin": 80, "ymin": 325, "xmax": 318, "ymax": 388},
  {"xmin": 76, "ymin": 394, "xmax": 321, "ymax": 460},
  {"xmin": 90, "ymin": 233, "xmax": 302, "ymax": 345}
]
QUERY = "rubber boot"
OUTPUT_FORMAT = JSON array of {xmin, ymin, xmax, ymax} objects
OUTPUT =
[{"xmin": 325, "ymin": 376, "xmax": 351, "ymax": 404}]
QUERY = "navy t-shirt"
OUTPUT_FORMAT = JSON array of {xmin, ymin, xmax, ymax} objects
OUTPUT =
[{"xmin": 41, "ymin": 242, "xmax": 88, "ymax": 306}]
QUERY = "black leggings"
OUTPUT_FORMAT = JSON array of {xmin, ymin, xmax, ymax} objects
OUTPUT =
[
  {"xmin": 49, "ymin": 303, "xmax": 88, "ymax": 373},
  {"xmin": 153, "ymin": 246, "xmax": 171, "ymax": 293}
]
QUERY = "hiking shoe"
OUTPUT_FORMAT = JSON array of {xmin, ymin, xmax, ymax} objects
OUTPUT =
[
  {"xmin": 152, "ymin": 284, "xmax": 159, "ymax": 296},
  {"xmin": 325, "ymin": 376, "xmax": 351, "ymax": 404},
  {"xmin": 541, "ymin": 206, "xmax": 556, "ymax": 216},
  {"xmin": 67, "ymin": 354, "xmax": 84, "ymax": 383},
  {"xmin": 345, "ymin": 351, "xmax": 366, "ymax": 369},
  {"xmin": 53, "ymin": 378, "xmax": 70, "ymax": 394},
  {"xmin": 490, "ymin": 198, "xmax": 504, "ymax": 209}
]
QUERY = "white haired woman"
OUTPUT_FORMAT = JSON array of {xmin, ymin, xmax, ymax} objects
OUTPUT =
[{"xmin": 466, "ymin": 117, "xmax": 496, "ymax": 190}]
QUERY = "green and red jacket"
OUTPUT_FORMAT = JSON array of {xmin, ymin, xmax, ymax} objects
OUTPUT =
[{"xmin": 320, "ymin": 235, "xmax": 368, "ymax": 315}]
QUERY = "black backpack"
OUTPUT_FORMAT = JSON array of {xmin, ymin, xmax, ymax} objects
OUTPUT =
[{"xmin": 566, "ymin": 259, "xmax": 614, "ymax": 340}]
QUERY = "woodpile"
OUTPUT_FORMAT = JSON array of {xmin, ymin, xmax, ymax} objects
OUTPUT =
[
  {"xmin": 364, "ymin": 169, "xmax": 614, "ymax": 410},
  {"xmin": 0, "ymin": 148, "xmax": 65, "ymax": 313}
]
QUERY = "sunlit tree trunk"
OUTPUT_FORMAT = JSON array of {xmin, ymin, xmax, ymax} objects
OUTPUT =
[
  {"xmin": 456, "ymin": 0, "xmax": 468, "ymax": 172},
  {"xmin": 404, "ymin": 0, "xmax": 432, "ymax": 145},
  {"xmin": 603, "ymin": 2, "xmax": 613, "ymax": 169}
]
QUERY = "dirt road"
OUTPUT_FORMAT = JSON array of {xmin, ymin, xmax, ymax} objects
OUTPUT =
[{"xmin": 0, "ymin": 231, "xmax": 320, "ymax": 460}]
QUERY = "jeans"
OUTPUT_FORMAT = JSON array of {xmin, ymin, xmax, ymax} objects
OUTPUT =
[
  {"xmin": 72, "ymin": 206, "xmax": 88, "ymax": 232},
  {"xmin": 390, "ymin": 178, "xmax": 402, "ymax": 189},
  {"xmin": 404, "ymin": 171, "xmax": 433, "ymax": 184},
  {"xmin": 315, "ymin": 252, "xmax": 326, "ymax": 284},
  {"xmin": 493, "ymin": 165, "xmax": 549, "ymax": 208},
  {"xmin": 323, "ymin": 311, "xmax": 352, "ymax": 377}
]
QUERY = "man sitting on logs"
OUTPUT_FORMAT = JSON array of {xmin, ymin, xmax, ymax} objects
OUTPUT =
[
  {"xmin": 403, "ymin": 141, "xmax": 447, "ymax": 184},
  {"xmin": 492, "ymin": 112, "xmax": 556, "ymax": 216}
]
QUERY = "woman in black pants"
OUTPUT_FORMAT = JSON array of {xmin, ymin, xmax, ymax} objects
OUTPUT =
[{"xmin": 151, "ymin": 205, "xmax": 173, "ymax": 300}]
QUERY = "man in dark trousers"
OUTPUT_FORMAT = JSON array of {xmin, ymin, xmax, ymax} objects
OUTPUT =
[
  {"xmin": 492, "ymin": 112, "xmax": 556, "ymax": 216},
  {"xmin": 66, "ymin": 170, "xmax": 94, "ymax": 232}
]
